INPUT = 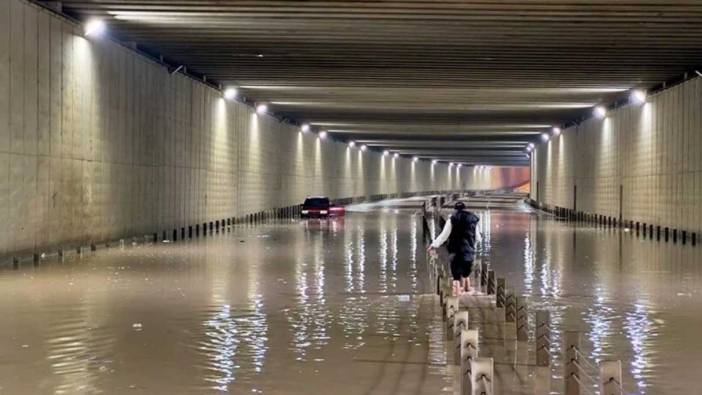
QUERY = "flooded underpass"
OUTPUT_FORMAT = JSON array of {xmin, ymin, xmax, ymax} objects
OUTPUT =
[{"xmin": 1, "ymin": 197, "xmax": 701, "ymax": 394}]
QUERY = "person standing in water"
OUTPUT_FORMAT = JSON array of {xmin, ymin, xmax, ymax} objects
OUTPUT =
[{"xmin": 427, "ymin": 201, "xmax": 482, "ymax": 296}]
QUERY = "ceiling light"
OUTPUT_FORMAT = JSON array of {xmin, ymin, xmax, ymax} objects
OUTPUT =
[
  {"xmin": 383, "ymin": 150, "xmax": 389, "ymax": 156},
  {"xmin": 631, "ymin": 90, "xmax": 647, "ymax": 104},
  {"xmin": 348, "ymin": 141, "xmax": 355, "ymax": 147},
  {"xmin": 594, "ymin": 105, "xmax": 607, "ymax": 118},
  {"xmin": 457, "ymin": 164, "xmax": 462, "ymax": 168},
  {"xmin": 432, "ymin": 160, "xmax": 438, "ymax": 165},
  {"xmin": 84, "ymin": 19, "xmax": 106, "ymax": 37},
  {"xmin": 361, "ymin": 145, "xmax": 367, "ymax": 151},
  {"xmin": 552, "ymin": 126, "xmax": 561, "ymax": 136},
  {"xmin": 301, "ymin": 123, "xmax": 310, "ymax": 133},
  {"xmin": 393, "ymin": 153, "xmax": 399, "ymax": 158},
  {"xmin": 256, "ymin": 104, "xmax": 268, "ymax": 114},
  {"xmin": 319, "ymin": 131, "xmax": 327, "ymax": 139},
  {"xmin": 413, "ymin": 156, "xmax": 418, "ymax": 162},
  {"xmin": 541, "ymin": 133, "xmax": 549, "ymax": 141},
  {"xmin": 528, "ymin": 143, "xmax": 535, "ymax": 149},
  {"xmin": 223, "ymin": 87, "xmax": 238, "ymax": 100}
]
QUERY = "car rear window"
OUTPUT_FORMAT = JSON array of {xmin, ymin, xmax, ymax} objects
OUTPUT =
[{"xmin": 303, "ymin": 198, "xmax": 330, "ymax": 207}]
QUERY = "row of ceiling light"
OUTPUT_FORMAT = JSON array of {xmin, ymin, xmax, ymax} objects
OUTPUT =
[
  {"xmin": 84, "ymin": 18, "xmax": 478, "ymax": 168},
  {"xmin": 87, "ymin": 18, "xmax": 649, "ymax": 168},
  {"xmin": 526, "ymin": 89, "xmax": 648, "ymax": 156}
]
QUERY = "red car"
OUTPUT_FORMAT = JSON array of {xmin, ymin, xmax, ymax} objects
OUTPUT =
[{"xmin": 301, "ymin": 196, "xmax": 345, "ymax": 218}]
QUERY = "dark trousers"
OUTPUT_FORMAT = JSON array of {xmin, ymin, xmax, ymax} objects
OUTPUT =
[{"xmin": 449, "ymin": 253, "xmax": 474, "ymax": 281}]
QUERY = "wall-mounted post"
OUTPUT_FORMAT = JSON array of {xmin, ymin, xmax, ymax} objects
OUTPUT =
[
  {"xmin": 473, "ymin": 261, "xmax": 482, "ymax": 293},
  {"xmin": 600, "ymin": 360, "xmax": 623, "ymax": 395},
  {"xmin": 564, "ymin": 331, "xmax": 581, "ymax": 395},
  {"xmin": 445, "ymin": 296, "xmax": 459, "ymax": 340},
  {"xmin": 453, "ymin": 311, "xmax": 470, "ymax": 364},
  {"xmin": 534, "ymin": 310, "xmax": 551, "ymax": 395},
  {"xmin": 480, "ymin": 262, "xmax": 488, "ymax": 289},
  {"xmin": 471, "ymin": 358, "xmax": 494, "ymax": 395},
  {"xmin": 505, "ymin": 289, "xmax": 516, "ymax": 323},
  {"xmin": 536, "ymin": 311, "xmax": 551, "ymax": 367},
  {"xmin": 516, "ymin": 296, "xmax": 528, "ymax": 341},
  {"xmin": 487, "ymin": 270, "xmax": 495, "ymax": 295},
  {"xmin": 460, "ymin": 329, "xmax": 479, "ymax": 395}
]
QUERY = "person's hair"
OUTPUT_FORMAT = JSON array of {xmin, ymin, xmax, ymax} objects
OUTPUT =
[{"xmin": 454, "ymin": 201, "xmax": 466, "ymax": 210}]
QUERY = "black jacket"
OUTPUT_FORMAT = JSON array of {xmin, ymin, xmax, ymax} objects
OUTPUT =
[{"xmin": 447, "ymin": 210, "xmax": 480, "ymax": 260}]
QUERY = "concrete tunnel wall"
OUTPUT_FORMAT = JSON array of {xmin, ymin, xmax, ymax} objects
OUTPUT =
[
  {"xmin": 531, "ymin": 74, "xmax": 702, "ymax": 234},
  {"xmin": 0, "ymin": 0, "xmax": 530, "ymax": 258}
]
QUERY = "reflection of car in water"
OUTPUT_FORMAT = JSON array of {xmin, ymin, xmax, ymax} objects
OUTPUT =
[{"xmin": 301, "ymin": 196, "xmax": 346, "ymax": 218}]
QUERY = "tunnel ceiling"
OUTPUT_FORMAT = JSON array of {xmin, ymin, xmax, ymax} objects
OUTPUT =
[{"xmin": 48, "ymin": 0, "xmax": 702, "ymax": 167}]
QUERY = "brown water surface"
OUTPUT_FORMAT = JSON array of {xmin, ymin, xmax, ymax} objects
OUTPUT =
[{"xmin": 1, "ymin": 202, "xmax": 701, "ymax": 394}]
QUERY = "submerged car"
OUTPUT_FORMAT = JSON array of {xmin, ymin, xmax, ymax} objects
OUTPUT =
[{"xmin": 301, "ymin": 196, "xmax": 345, "ymax": 218}]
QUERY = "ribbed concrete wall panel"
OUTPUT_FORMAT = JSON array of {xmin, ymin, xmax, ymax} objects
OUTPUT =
[
  {"xmin": 533, "ymin": 73, "xmax": 702, "ymax": 234},
  {"xmin": 0, "ymin": 0, "xmax": 529, "ymax": 257}
]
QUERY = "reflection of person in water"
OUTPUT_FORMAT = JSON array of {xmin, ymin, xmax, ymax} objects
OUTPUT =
[{"xmin": 427, "ymin": 201, "xmax": 482, "ymax": 296}]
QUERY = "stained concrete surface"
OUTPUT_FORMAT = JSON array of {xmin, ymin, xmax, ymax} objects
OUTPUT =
[{"xmin": 0, "ymin": 199, "xmax": 701, "ymax": 394}]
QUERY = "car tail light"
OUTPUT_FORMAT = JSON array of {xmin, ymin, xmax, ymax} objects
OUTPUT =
[
  {"xmin": 320, "ymin": 210, "xmax": 328, "ymax": 214},
  {"xmin": 301, "ymin": 210, "xmax": 309, "ymax": 214}
]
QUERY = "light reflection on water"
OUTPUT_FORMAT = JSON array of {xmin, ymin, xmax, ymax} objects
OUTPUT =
[
  {"xmin": 0, "ymin": 205, "xmax": 699, "ymax": 394},
  {"xmin": 481, "ymin": 209, "xmax": 702, "ymax": 395}
]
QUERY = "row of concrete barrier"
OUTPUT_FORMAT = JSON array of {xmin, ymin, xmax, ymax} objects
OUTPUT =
[
  {"xmin": 6, "ymin": 204, "xmax": 304, "ymax": 269},
  {"xmin": 531, "ymin": 200, "xmax": 697, "ymax": 246},
  {"xmin": 435, "ymin": 258, "xmax": 624, "ymax": 395},
  {"xmin": 425, "ymin": 208, "xmax": 624, "ymax": 395},
  {"xmin": 152, "ymin": 204, "xmax": 303, "ymax": 243}
]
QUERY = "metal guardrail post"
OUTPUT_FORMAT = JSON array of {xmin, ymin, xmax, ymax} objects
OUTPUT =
[
  {"xmin": 495, "ymin": 278, "xmax": 505, "ymax": 307},
  {"xmin": 460, "ymin": 329, "xmax": 479, "ymax": 395},
  {"xmin": 445, "ymin": 296, "xmax": 459, "ymax": 340},
  {"xmin": 471, "ymin": 357, "xmax": 494, "ymax": 395},
  {"xmin": 473, "ymin": 261, "xmax": 482, "ymax": 293},
  {"xmin": 453, "ymin": 311, "xmax": 470, "ymax": 364},
  {"xmin": 516, "ymin": 296, "xmax": 529, "ymax": 341},
  {"xmin": 480, "ymin": 262, "xmax": 488, "ymax": 289},
  {"xmin": 536, "ymin": 311, "xmax": 551, "ymax": 367},
  {"xmin": 565, "ymin": 331, "xmax": 581, "ymax": 395},
  {"xmin": 600, "ymin": 360, "xmax": 623, "ymax": 395},
  {"xmin": 487, "ymin": 270, "xmax": 495, "ymax": 295},
  {"xmin": 505, "ymin": 289, "xmax": 516, "ymax": 323}
]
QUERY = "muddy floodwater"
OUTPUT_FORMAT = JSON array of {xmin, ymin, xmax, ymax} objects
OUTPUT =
[{"xmin": 1, "ymin": 200, "xmax": 701, "ymax": 394}]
